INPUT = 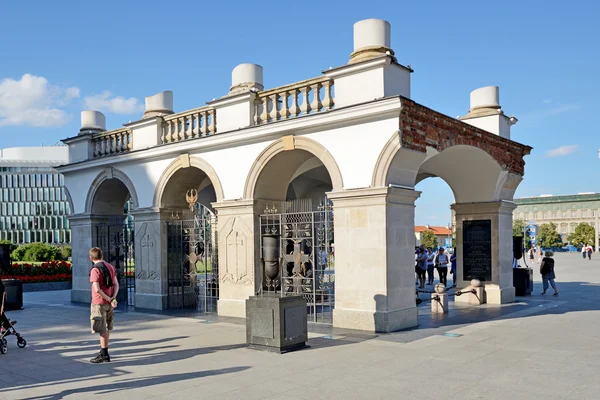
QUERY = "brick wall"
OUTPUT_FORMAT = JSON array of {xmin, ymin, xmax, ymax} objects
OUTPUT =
[{"xmin": 399, "ymin": 98, "xmax": 532, "ymax": 175}]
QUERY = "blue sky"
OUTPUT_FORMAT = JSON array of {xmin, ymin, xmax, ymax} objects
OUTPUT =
[{"xmin": 0, "ymin": 0, "xmax": 598, "ymax": 225}]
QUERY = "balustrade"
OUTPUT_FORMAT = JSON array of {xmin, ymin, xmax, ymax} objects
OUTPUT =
[
  {"xmin": 253, "ymin": 77, "xmax": 334, "ymax": 125},
  {"xmin": 161, "ymin": 107, "xmax": 216, "ymax": 144},
  {"xmin": 92, "ymin": 128, "xmax": 132, "ymax": 158}
]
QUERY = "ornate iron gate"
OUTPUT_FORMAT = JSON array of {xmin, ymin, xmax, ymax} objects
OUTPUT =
[
  {"xmin": 94, "ymin": 219, "xmax": 135, "ymax": 306},
  {"xmin": 259, "ymin": 198, "xmax": 335, "ymax": 324},
  {"xmin": 166, "ymin": 203, "xmax": 218, "ymax": 312}
]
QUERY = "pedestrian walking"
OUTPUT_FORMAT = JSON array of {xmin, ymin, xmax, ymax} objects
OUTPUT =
[
  {"xmin": 450, "ymin": 249, "xmax": 457, "ymax": 286},
  {"xmin": 435, "ymin": 247, "xmax": 450, "ymax": 287},
  {"xmin": 582, "ymin": 244, "xmax": 587, "ymax": 259},
  {"xmin": 415, "ymin": 246, "xmax": 427, "ymax": 289},
  {"xmin": 540, "ymin": 250, "xmax": 559, "ymax": 296},
  {"xmin": 426, "ymin": 248, "xmax": 435, "ymax": 285},
  {"xmin": 89, "ymin": 247, "xmax": 119, "ymax": 364},
  {"xmin": 528, "ymin": 246, "xmax": 535, "ymax": 260},
  {"xmin": 587, "ymin": 244, "xmax": 593, "ymax": 260},
  {"xmin": 538, "ymin": 247, "xmax": 543, "ymax": 263}
]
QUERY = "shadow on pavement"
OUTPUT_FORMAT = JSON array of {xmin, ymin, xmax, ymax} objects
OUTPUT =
[{"xmin": 22, "ymin": 367, "xmax": 251, "ymax": 400}]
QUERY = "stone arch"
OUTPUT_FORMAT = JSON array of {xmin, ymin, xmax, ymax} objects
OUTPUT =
[
  {"xmin": 153, "ymin": 155, "xmax": 224, "ymax": 208},
  {"xmin": 85, "ymin": 167, "xmax": 139, "ymax": 215},
  {"xmin": 243, "ymin": 136, "xmax": 344, "ymax": 200},
  {"xmin": 373, "ymin": 130, "xmax": 520, "ymax": 203}
]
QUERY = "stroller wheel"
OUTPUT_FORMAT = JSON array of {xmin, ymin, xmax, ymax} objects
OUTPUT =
[
  {"xmin": 0, "ymin": 338, "xmax": 7, "ymax": 354},
  {"xmin": 17, "ymin": 338, "xmax": 26, "ymax": 348}
]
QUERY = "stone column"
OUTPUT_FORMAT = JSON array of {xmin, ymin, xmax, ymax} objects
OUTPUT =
[
  {"xmin": 211, "ymin": 200, "xmax": 263, "ymax": 318},
  {"xmin": 130, "ymin": 208, "xmax": 170, "ymax": 310},
  {"xmin": 452, "ymin": 201, "xmax": 516, "ymax": 304},
  {"xmin": 68, "ymin": 213, "xmax": 106, "ymax": 303},
  {"xmin": 328, "ymin": 187, "xmax": 420, "ymax": 333}
]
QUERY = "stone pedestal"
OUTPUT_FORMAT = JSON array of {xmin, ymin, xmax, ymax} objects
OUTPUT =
[
  {"xmin": 431, "ymin": 284, "xmax": 448, "ymax": 314},
  {"xmin": 455, "ymin": 279, "xmax": 486, "ymax": 305},
  {"xmin": 246, "ymin": 294, "xmax": 308, "ymax": 353},
  {"xmin": 68, "ymin": 214, "xmax": 105, "ymax": 303},
  {"xmin": 452, "ymin": 201, "xmax": 516, "ymax": 304},
  {"xmin": 131, "ymin": 208, "xmax": 170, "ymax": 310},
  {"xmin": 212, "ymin": 200, "xmax": 262, "ymax": 318},
  {"xmin": 328, "ymin": 187, "xmax": 420, "ymax": 333}
]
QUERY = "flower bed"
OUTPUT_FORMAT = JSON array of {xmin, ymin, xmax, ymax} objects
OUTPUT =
[{"xmin": 1, "ymin": 260, "xmax": 72, "ymax": 283}]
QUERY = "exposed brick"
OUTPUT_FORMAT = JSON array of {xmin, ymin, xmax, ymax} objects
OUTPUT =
[{"xmin": 399, "ymin": 98, "xmax": 532, "ymax": 175}]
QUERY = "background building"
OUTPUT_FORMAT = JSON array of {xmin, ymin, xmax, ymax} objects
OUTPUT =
[
  {"xmin": 513, "ymin": 193, "xmax": 600, "ymax": 247},
  {"xmin": 414, "ymin": 225, "xmax": 453, "ymax": 248},
  {"xmin": 0, "ymin": 146, "xmax": 71, "ymax": 244}
]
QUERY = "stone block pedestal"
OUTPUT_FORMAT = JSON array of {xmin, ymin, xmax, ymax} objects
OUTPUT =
[{"xmin": 246, "ymin": 294, "xmax": 308, "ymax": 354}]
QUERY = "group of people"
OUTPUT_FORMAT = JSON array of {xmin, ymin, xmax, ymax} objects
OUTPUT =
[
  {"xmin": 581, "ymin": 244, "xmax": 594, "ymax": 260},
  {"xmin": 415, "ymin": 245, "xmax": 456, "ymax": 289}
]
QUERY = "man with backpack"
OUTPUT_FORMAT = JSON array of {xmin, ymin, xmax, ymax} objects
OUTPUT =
[{"xmin": 89, "ymin": 247, "xmax": 119, "ymax": 364}]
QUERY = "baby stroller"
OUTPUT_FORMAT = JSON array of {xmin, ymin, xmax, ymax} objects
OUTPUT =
[{"xmin": 0, "ymin": 313, "xmax": 27, "ymax": 354}]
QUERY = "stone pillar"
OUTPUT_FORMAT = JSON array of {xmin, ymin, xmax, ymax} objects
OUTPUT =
[
  {"xmin": 68, "ymin": 213, "xmax": 106, "ymax": 303},
  {"xmin": 328, "ymin": 187, "xmax": 420, "ymax": 333},
  {"xmin": 211, "ymin": 200, "xmax": 263, "ymax": 318},
  {"xmin": 452, "ymin": 201, "xmax": 516, "ymax": 304},
  {"xmin": 131, "ymin": 208, "xmax": 170, "ymax": 310}
]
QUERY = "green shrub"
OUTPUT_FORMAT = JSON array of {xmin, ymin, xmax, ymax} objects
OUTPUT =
[
  {"xmin": 9, "ymin": 242, "xmax": 62, "ymax": 262},
  {"xmin": 11, "ymin": 245, "xmax": 27, "ymax": 262},
  {"xmin": 60, "ymin": 245, "xmax": 72, "ymax": 260}
]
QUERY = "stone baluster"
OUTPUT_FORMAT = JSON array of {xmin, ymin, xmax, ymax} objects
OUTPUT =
[
  {"xmin": 178, "ymin": 117, "xmax": 184, "ymax": 141},
  {"xmin": 260, "ymin": 97, "xmax": 269, "ymax": 123},
  {"xmin": 209, "ymin": 110, "xmax": 216, "ymax": 134},
  {"xmin": 322, "ymin": 80, "xmax": 334, "ymax": 110},
  {"xmin": 269, "ymin": 94, "xmax": 279, "ymax": 121},
  {"xmin": 290, "ymin": 89, "xmax": 300, "ymax": 117},
  {"xmin": 253, "ymin": 100, "xmax": 262, "ymax": 125},
  {"xmin": 280, "ymin": 90, "xmax": 290, "ymax": 119},
  {"xmin": 310, "ymin": 83, "xmax": 322, "ymax": 113},
  {"xmin": 299, "ymin": 86, "xmax": 311, "ymax": 115},
  {"xmin": 127, "ymin": 131, "xmax": 132, "ymax": 150}
]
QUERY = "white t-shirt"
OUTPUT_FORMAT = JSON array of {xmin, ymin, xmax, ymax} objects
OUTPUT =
[
  {"xmin": 426, "ymin": 252, "xmax": 435, "ymax": 266},
  {"xmin": 436, "ymin": 252, "xmax": 449, "ymax": 267}
]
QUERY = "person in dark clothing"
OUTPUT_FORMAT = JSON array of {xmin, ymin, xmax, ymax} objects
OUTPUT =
[{"xmin": 540, "ymin": 250, "xmax": 559, "ymax": 296}]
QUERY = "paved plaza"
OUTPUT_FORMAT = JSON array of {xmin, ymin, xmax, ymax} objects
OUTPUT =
[{"xmin": 1, "ymin": 252, "xmax": 600, "ymax": 399}]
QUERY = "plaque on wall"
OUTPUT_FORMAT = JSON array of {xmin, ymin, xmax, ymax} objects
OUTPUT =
[{"xmin": 463, "ymin": 219, "xmax": 492, "ymax": 281}]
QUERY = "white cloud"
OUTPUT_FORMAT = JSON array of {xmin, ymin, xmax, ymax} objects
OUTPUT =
[
  {"xmin": 546, "ymin": 145, "xmax": 579, "ymax": 158},
  {"xmin": 0, "ymin": 74, "xmax": 80, "ymax": 127},
  {"xmin": 83, "ymin": 91, "xmax": 143, "ymax": 115}
]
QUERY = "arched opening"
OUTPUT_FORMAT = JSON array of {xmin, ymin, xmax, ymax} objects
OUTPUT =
[
  {"xmin": 253, "ymin": 148, "xmax": 336, "ymax": 324},
  {"xmin": 384, "ymin": 143, "xmax": 510, "ymax": 308},
  {"xmin": 88, "ymin": 174, "xmax": 136, "ymax": 307},
  {"xmin": 159, "ymin": 166, "xmax": 217, "ymax": 215},
  {"xmin": 157, "ymin": 164, "xmax": 219, "ymax": 312},
  {"xmin": 254, "ymin": 149, "xmax": 333, "ymax": 207}
]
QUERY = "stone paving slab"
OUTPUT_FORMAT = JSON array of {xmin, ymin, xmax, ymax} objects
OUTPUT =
[{"xmin": 1, "ymin": 253, "xmax": 599, "ymax": 399}]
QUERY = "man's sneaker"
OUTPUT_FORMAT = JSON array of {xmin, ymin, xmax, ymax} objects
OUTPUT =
[{"xmin": 90, "ymin": 353, "xmax": 110, "ymax": 363}]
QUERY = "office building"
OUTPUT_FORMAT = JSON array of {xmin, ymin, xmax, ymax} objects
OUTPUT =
[{"xmin": 0, "ymin": 146, "xmax": 71, "ymax": 244}]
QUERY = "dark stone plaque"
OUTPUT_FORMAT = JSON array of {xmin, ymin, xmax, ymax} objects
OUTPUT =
[{"xmin": 463, "ymin": 219, "xmax": 492, "ymax": 281}]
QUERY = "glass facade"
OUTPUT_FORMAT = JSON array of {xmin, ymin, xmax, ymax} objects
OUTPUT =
[{"xmin": 0, "ymin": 167, "xmax": 71, "ymax": 244}]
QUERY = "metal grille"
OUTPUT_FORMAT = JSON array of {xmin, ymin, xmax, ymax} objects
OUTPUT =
[
  {"xmin": 166, "ymin": 204, "xmax": 218, "ymax": 312},
  {"xmin": 94, "ymin": 219, "xmax": 135, "ymax": 307},
  {"xmin": 259, "ymin": 198, "xmax": 335, "ymax": 324}
]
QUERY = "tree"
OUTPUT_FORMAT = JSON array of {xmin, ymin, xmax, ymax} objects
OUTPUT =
[
  {"xmin": 567, "ymin": 222, "xmax": 596, "ymax": 248},
  {"xmin": 420, "ymin": 230, "xmax": 438, "ymax": 249},
  {"xmin": 538, "ymin": 223, "xmax": 562, "ymax": 249},
  {"xmin": 512, "ymin": 218, "xmax": 525, "ymax": 237}
]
